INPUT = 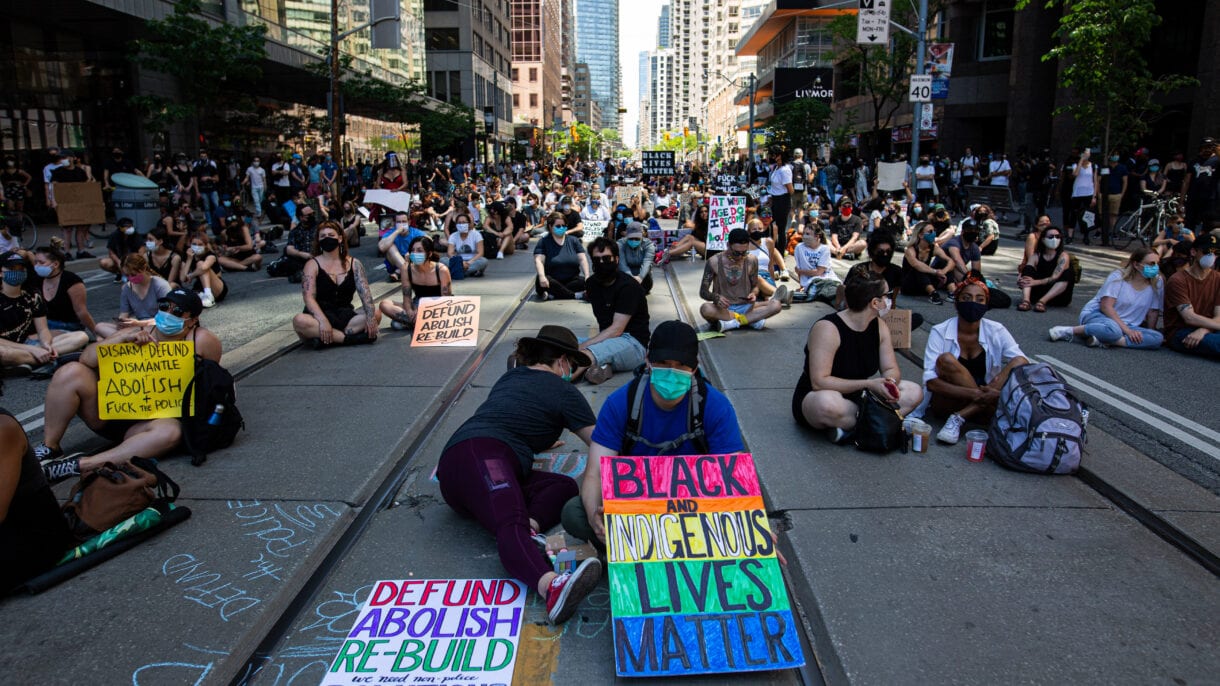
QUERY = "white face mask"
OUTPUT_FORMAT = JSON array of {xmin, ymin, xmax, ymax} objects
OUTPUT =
[
  {"xmin": 456, "ymin": 222, "xmax": 470, "ymax": 233},
  {"xmin": 1043, "ymin": 237, "xmax": 1061, "ymax": 249},
  {"xmin": 877, "ymin": 296, "xmax": 892, "ymax": 318},
  {"xmin": 190, "ymin": 244, "xmax": 205, "ymax": 255},
  {"xmin": 145, "ymin": 241, "xmax": 157, "ymax": 252},
  {"xmin": 1200, "ymin": 254, "xmax": 1217, "ymax": 270},
  {"xmin": 124, "ymin": 227, "xmax": 136, "ymax": 236}
]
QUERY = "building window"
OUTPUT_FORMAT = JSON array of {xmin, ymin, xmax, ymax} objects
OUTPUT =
[
  {"xmin": 426, "ymin": 28, "xmax": 460, "ymax": 51},
  {"xmin": 424, "ymin": 0, "xmax": 458, "ymax": 9},
  {"xmin": 511, "ymin": 68, "xmax": 519, "ymax": 81},
  {"xmin": 513, "ymin": 93, "xmax": 520, "ymax": 107},
  {"xmin": 529, "ymin": 67, "xmax": 538, "ymax": 82},
  {"xmin": 530, "ymin": 93, "xmax": 538, "ymax": 107},
  {"xmin": 449, "ymin": 71, "xmax": 462, "ymax": 104},
  {"xmin": 978, "ymin": 0, "xmax": 1014, "ymax": 60}
]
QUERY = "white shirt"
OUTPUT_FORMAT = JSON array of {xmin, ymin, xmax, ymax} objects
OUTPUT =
[
  {"xmin": 923, "ymin": 317, "xmax": 1025, "ymax": 386},
  {"xmin": 960, "ymin": 155, "xmax": 978, "ymax": 177},
  {"xmin": 1071, "ymin": 163, "xmax": 1096, "ymax": 198},
  {"xmin": 768, "ymin": 164, "xmax": 793, "ymax": 196},
  {"xmin": 1080, "ymin": 269, "xmax": 1163, "ymax": 327},
  {"xmin": 580, "ymin": 204, "xmax": 610, "ymax": 221},
  {"xmin": 794, "ymin": 242, "xmax": 839, "ymax": 290},
  {"xmin": 988, "ymin": 159, "xmax": 1012, "ymax": 186},
  {"xmin": 915, "ymin": 164, "xmax": 936, "ymax": 189},
  {"xmin": 42, "ymin": 161, "xmax": 64, "ymax": 184},
  {"xmin": 271, "ymin": 161, "xmax": 292, "ymax": 187},
  {"xmin": 451, "ymin": 229, "xmax": 482, "ymax": 256},
  {"xmin": 245, "ymin": 165, "xmax": 266, "ymax": 189}
]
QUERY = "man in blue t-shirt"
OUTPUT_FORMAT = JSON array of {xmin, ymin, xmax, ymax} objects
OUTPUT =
[{"xmin": 561, "ymin": 320, "xmax": 745, "ymax": 546}]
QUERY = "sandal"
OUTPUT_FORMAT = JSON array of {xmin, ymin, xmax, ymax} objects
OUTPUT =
[
  {"xmin": 1017, "ymin": 300, "xmax": 1031, "ymax": 311},
  {"xmin": 1033, "ymin": 301, "xmax": 1047, "ymax": 313}
]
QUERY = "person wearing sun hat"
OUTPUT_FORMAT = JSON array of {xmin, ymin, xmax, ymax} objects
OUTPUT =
[
  {"xmin": 35, "ymin": 287, "xmax": 223, "ymax": 484},
  {"xmin": 438, "ymin": 324, "xmax": 601, "ymax": 625}
]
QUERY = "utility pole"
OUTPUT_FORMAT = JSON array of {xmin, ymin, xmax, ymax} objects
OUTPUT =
[
  {"xmin": 330, "ymin": 0, "xmax": 341, "ymax": 164},
  {"xmin": 908, "ymin": 0, "xmax": 929, "ymax": 167},
  {"xmin": 747, "ymin": 73, "xmax": 756, "ymax": 169}
]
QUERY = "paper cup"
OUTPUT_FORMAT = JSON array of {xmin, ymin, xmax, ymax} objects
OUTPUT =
[{"xmin": 965, "ymin": 430, "xmax": 988, "ymax": 462}]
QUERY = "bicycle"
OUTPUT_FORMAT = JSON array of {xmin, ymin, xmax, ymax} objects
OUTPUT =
[
  {"xmin": 0, "ymin": 200, "xmax": 37, "ymax": 250},
  {"xmin": 1112, "ymin": 191, "xmax": 1178, "ymax": 249}
]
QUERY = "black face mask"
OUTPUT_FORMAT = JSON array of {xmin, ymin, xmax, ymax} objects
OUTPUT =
[
  {"xmin": 933, "ymin": 220, "xmax": 950, "ymax": 231},
  {"xmin": 593, "ymin": 260, "xmax": 617, "ymax": 279},
  {"xmin": 962, "ymin": 232, "xmax": 979, "ymax": 243},
  {"xmin": 749, "ymin": 231, "xmax": 767, "ymax": 242},
  {"xmin": 318, "ymin": 237, "xmax": 340, "ymax": 252},
  {"xmin": 872, "ymin": 251, "xmax": 893, "ymax": 266}
]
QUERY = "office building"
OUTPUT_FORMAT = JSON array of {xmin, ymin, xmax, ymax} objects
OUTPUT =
[
  {"xmin": 649, "ymin": 49, "xmax": 678, "ymax": 140},
  {"xmin": 658, "ymin": 3, "xmax": 672, "ymax": 49},
  {"xmin": 574, "ymin": 0, "xmax": 621, "ymax": 135},
  {"xmin": 510, "ymin": 0, "xmax": 563, "ymax": 131},
  {"xmin": 572, "ymin": 62, "xmax": 603, "ymax": 130},
  {"xmin": 703, "ymin": 0, "xmax": 768, "ymax": 161}
]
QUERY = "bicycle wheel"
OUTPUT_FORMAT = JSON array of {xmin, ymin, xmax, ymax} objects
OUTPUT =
[
  {"xmin": 1112, "ymin": 210, "xmax": 1141, "ymax": 242},
  {"xmin": 16, "ymin": 212, "xmax": 37, "ymax": 250}
]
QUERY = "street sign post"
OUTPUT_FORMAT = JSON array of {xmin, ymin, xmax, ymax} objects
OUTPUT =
[
  {"xmin": 909, "ymin": 74, "xmax": 933, "ymax": 102},
  {"xmin": 856, "ymin": 0, "xmax": 891, "ymax": 45}
]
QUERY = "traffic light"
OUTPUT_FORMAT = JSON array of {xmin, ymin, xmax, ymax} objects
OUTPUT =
[
  {"xmin": 571, "ymin": 125, "xmax": 580, "ymax": 143},
  {"xmin": 663, "ymin": 132, "xmax": 671, "ymax": 142},
  {"xmin": 683, "ymin": 126, "xmax": 690, "ymax": 137}
]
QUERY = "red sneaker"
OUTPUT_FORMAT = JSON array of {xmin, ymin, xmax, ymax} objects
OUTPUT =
[{"xmin": 545, "ymin": 557, "xmax": 602, "ymax": 625}]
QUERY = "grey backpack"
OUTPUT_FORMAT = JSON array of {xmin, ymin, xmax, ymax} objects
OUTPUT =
[{"xmin": 987, "ymin": 363, "xmax": 1085, "ymax": 474}]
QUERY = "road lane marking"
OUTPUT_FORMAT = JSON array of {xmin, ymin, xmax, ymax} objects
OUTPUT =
[
  {"xmin": 22, "ymin": 417, "xmax": 44, "ymax": 433},
  {"xmin": 15, "ymin": 405, "xmax": 44, "ymax": 422},
  {"xmin": 1039, "ymin": 355, "xmax": 1220, "ymax": 445}
]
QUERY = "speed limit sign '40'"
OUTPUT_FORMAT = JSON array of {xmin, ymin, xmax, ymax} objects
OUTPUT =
[{"xmin": 909, "ymin": 75, "xmax": 933, "ymax": 102}]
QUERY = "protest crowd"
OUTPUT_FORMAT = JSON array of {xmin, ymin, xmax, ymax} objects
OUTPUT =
[{"xmin": 2, "ymin": 136, "xmax": 1219, "ymax": 630}]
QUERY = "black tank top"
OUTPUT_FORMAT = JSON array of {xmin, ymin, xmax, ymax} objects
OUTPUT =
[
  {"xmin": 406, "ymin": 263, "xmax": 443, "ymax": 301},
  {"xmin": 150, "ymin": 251, "xmax": 174, "ymax": 280},
  {"xmin": 38, "ymin": 271, "xmax": 84, "ymax": 324},
  {"xmin": 0, "ymin": 408, "xmax": 75, "ymax": 589},
  {"xmin": 313, "ymin": 257, "xmax": 355, "ymax": 310},
  {"xmin": 791, "ymin": 313, "xmax": 882, "ymax": 425}
]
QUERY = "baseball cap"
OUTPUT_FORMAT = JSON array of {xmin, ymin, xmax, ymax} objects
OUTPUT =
[
  {"xmin": 0, "ymin": 251, "xmax": 28, "ymax": 269},
  {"xmin": 1194, "ymin": 233, "xmax": 1217, "ymax": 253},
  {"xmin": 625, "ymin": 222, "xmax": 645, "ymax": 238},
  {"xmin": 158, "ymin": 288, "xmax": 204, "ymax": 318},
  {"xmin": 727, "ymin": 228, "xmax": 751, "ymax": 245},
  {"xmin": 117, "ymin": 217, "xmax": 135, "ymax": 227},
  {"xmin": 648, "ymin": 321, "xmax": 699, "ymax": 369}
]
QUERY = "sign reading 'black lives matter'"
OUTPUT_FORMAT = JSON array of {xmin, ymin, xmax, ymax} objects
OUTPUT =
[{"xmin": 641, "ymin": 151, "xmax": 675, "ymax": 178}]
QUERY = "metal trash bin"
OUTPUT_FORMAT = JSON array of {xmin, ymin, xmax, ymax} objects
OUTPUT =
[{"xmin": 110, "ymin": 172, "xmax": 161, "ymax": 233}]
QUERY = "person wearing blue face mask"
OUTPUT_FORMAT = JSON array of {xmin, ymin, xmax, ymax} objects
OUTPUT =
[
  {"xmin": 0, "ymin": 251, "xmax": 88, "ymax": 377},
  {"xmin": 616, "ymin": 222, "xmax": 656, "ymax": 294},
  {"xmin": 918, "ymin": 277, "xmax": 1028, "ymax": 444},
  {"xmin": 533, "ymin": 212, "xmax": 590, "ymax": 301},
  {"xmin": 35, "ymin": 287, "xmax": 223, "ymax": 484},
  {"xmin": 562, "ymin": 320, "xmax": 745, "ymax": 548},
  {"xmin": 900, "ymin": 224, "xmax": 954, "ymax": 304},
  {"xmin": 379, "ymin": 235, "xmax": 451, "ymax": 331},
  {"xmin": 1050, "ymin": 247, "xmax": 1164, "ymax": 349}
]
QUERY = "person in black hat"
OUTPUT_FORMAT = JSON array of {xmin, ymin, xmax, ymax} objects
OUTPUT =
[
  {"xmin": 0, "ymin": 251, "xmax": 89, "ymax": 376},
  {"xmin": 100, "ymin": 216, "xmax": 144, "ymax": 282},
  {"xmin": 698, "ymin": 227, "xmax": 783, "ymax": 331},
  {"xmin": 35, "ymin": 287, "xmax": 223, "ymax": 484},
  {"xmin": 438, "ymin": 325, "xmax": 601, "ymax": 625},
  {"xmin": 561, "ymin": 320, "xmax": 745, "ymax": 546}
]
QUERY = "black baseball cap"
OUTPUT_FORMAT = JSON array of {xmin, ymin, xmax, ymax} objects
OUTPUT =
[
  {"xmin": 1193, "ymin": 234, "xmax": 1217, "ymax": 253},
  {"xmin": 0, "ymin": 251, "xmax": 28, "ymax": 269},
  {"xmin": 158, "ymin": 288, "xmax": 204, "ymax": 318},
  {"xmin": 648, "ymin": 321, "xmax": 699, "ymax": 369}
]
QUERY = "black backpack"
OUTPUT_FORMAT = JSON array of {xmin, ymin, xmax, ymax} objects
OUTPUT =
[
  {"xmin": 179, "ymin": 356, "xmax": 244, "ymax": 466},
  {"xmin": 620, "ymin": 366, "xmax": 711, "ymax": 455}
]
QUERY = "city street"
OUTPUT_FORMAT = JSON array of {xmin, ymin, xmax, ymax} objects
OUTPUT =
[{"xmin": 2, "ymin": 221, "xmax": 1216, "ymax": 685}]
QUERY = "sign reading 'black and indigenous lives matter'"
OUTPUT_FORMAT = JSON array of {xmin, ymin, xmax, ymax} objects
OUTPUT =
[{"xmin": 641, "ymin": 151, "xmax": 676, "ymax": 178}]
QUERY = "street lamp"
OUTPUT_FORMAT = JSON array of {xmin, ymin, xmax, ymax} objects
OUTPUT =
[{"xmin": 706, "ymin": 69, "xmax": 756, "ymax": 169}]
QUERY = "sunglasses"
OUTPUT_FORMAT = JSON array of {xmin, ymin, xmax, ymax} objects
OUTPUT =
[
  {"xmin": 591, "ymin": 255, "xmax": 616, "ymax": 265},
  {"xmin": 158, "ymin": 302, "xmax": 188, "ymax": 317},
  {"xmin": 729, "ymin": 250, "xmax": 748, "ymax": 258}
]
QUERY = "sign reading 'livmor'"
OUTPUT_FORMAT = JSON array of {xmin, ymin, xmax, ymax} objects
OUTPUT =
[{"xmin": 601, "ymin": 453, "xmax": 804, "ymax": 677}]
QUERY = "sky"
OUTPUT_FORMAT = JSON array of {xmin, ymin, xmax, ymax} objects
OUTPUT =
[{"xmin": 618, "ymin": 0, "xmax": 663, "ymax": 149}]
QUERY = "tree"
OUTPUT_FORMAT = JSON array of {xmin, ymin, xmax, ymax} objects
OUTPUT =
[
  {"xmin": 769, "ymin": 99, "xmax": 832, "ymax": 156},
  {"xmin": 130, "ymin": 0, "xmax": 267, "ymax": 144},
  {"xmin": 1017, "ymin": 0, "xmax": 1195, "ymax": 154}
]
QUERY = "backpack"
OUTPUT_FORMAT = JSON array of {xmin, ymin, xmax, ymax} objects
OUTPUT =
[
  {"xmin": 179, "ymin": 356, "xmax": 244, "ymax": 466},
  {"xmin": 620, "ymin": 367, "xmax": 711, "ymax": 455},
  {"xmin": 987, "ymin": 363, "xmax": 1086, "ymax": 475},
  {"xmin": 61, "ymin": 457, "xmax": 180, "ymax": 542}
]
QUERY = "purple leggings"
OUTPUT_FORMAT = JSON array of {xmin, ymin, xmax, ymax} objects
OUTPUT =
[{"xmin": 438, "ymin": 437, "xmax": 578, "ymax": 590}]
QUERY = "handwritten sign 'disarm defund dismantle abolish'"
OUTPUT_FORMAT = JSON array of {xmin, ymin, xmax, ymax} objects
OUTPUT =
[
  {"xmin": 96, "ymin": 341, "xmax": 195, "ymax": 420},
  {"xmin": 411, "ymin": 296, "xmax": 480, "ymax": 347}
]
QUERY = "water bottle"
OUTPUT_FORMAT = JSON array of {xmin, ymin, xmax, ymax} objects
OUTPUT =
[{"xmin": 207, "ymin": 403, "xmax": 225, "ymax": 426}]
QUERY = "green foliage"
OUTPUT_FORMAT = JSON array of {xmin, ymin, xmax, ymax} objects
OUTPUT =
[
  {"xmin": 651, "ymin": 132, "xmax": 697, "ymax": 153},
  {"xmin": 1017, "ymin": 0, "xmax": 1195, "ymax": 152},
  {"xmin": 129, "ymin": 0, "xmax": 267, "ymax": 138},
  {"xmin": 768, "ymin": 99, "xmax": 832, "ymax": 155}
]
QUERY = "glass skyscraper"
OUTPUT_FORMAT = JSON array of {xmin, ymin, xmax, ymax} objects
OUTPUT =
[{"xmin": 573, "ymin": 0, "xmax": 620, "ymax": 134}]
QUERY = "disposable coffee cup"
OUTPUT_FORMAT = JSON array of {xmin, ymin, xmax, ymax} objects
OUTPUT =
[
  {"xmin": 965, "ymin": 430, "xmax": 988, "ymax": 462},
  {"xmin": 910, "ymin": 421, "xmax": 931, "ymax": 454}
]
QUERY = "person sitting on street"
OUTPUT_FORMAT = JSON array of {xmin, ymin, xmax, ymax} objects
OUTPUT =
[
  {"xmin": 665, "ymin": 202, "xmax": 709, "ymax": 262},
  {"xmin": 379, "ymin": 235, "xmax": 451, "ymax": 332},
  {"xmin": 482, "ymin": 200, "xmax": 518, "ymax": 259},
  {"xmin": 699, "ymin": 228, "xmax": 783, "ymax": 331},
  {"xmin": 36, "ymin": 288, "xmax": 222, "ymax": 483},
  {"xmin": 176, "ymin": 231, "xmax": 227, "ymax": 308},
  {"xmin": 1152, "ymin": 214, "xmax": 1193, "ymax": 258},
  {"xmin": 0, "ymin": 251, "xmax": 89, "ymax": 377},
  {"xmin": 1019, "ymin": 214, "xmax": 1052, "ymax": 275},
  {"xmin": 32, "ymin": 239, "xmax": 98, "ymax": 337},
  {"xmin": 293, "ymin": 220, "xmax": 380, "ymax": 348},
  {"xmin": 828, "ymin": 198, "xmax": 867, "ymax": 260},
  {"xmin": 1017, "ymin": 224, "xmax": 1074, "ymax": 311},
  {"xmin": 1050, "ymin": 247, "xmax": 1164, "ymax": 349},
  {"xmin": 94, "ymin": 254, "xmax": 172, "ymax": 339},
  {"xmin": 534, "ymin": 212, "xmax": 591, "ymax": 301},
  {"xmin": 377, "ymin": 210, "xmax": 427, "ymax": 282},
  {"xmin": 932, "ymin": 215, "xmax": 983, "ymax": 296},
  {"xmin": 437, "ymin": 325, "xmax": 601, "ymax": 625},
  {"xmin": 447, "ymin": 212, "xmax": 489, "ymax": 277},
  {"xmin": 98, "ymin": 217, "xmax": 144, "ymax": 282},
  {"xmin": 215, "ymin": 215, "xmax": 263, "ymax": 273},
  {"xmin": 969, "ymin": 204, "xmax": 1001, "ymax": 255},
  {"xmin": 1162, "ymin": 234, "xmax": 1220, "ymax": 359},
  {"xmin": 792, "ymin": 271, "xmax": 923, "ymax": 443},
  {"xmin": 747, "ymin": 218, "xmax": 791, "ymax": 306},
  {"xmin": 144, "ymin": 227, "xmax": 182, "ymax": 288},
  {"xmin": 556, "ymin": 195, "xmax": 585, "ymax": 240},
  {"xmin": 616, "ymin": 222, "xmax": 656, "ymax": 294},
  {"xmin": 0, "ymin": 375, "xmax": 75, "ymax": 594},
  {"xmin": 502, "ymin": 197, "xmax": 531, "ymax": 250},
  {"xmin": 901, "ymin": 222, "xmax": 953, "ymax": 304},
  {"xmin": 921, "ymin": 276, "xmax": 1029, "ymax": 444},
  {"xmin": 562, "ymin": 320, "xmax": 745, "ymax": 547},
  {"xmin": 575, "ymin": 238, "xmax": 650, "ymax": 385},
  {"xmin": 790, "ymin": 224, "xmax": 840, "ymax": 304},
  {"xmin": 840, "ymin": 232, "xmax": 924, "ymax": 329}
]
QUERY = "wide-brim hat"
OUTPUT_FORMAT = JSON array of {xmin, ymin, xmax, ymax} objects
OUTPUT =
[{"xmin": 518, "ymin": 325, "xmax": 592, "ymax": 367}]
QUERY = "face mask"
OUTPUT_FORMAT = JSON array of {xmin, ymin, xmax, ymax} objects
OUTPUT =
[
  {"xmin": 145, "ymin": 240, "xmax": 157, "ymax": 252},
  {"xmin": 318, "ymin": 236, "xmax": 341, "ymax": 252},
  {"xmin": 553, "ymin": 225, "xmax": 567, "ymax": 236},
  {"xmin": 124, "ymin": 227, "xmax": 136, "ymax": 236},
  {"xmin": 128, "ymin": 274, "xmax": 145, "ymax": 285},
  {"xmin": 962, "ymin": 232, "xmax": 979, "ymax": 244},
  {"xmin": 1043, "ymin": 237, "xmax": 1061, "ymax": 249},
  {"xmin": 650, "ymin": 367, "xmax": 693, "ymax": 402},
  {"xmin": 190, "ymin": 244, "xmax": 206, "ymax": 255},
  {"xmin": 2, "ymin": 271, "xmax": 25, "ymax": 287},
  {"xmin": 33, "ymin": 264, "xmax": 53, "ymax": 278},
  {"xmin": 1141, "ymin": 264, "xmax": 1159, "ymax": 279},
  {"xmin": 956, "ymin": 300, "xmax": 988, "ymax": 323},
  {"xmin": 840, "ymin": 207, "xmax": 853, "ymax": 218},
  {"xmin": 408, "ymin": 253, "xmax": 426, "ymax": 265},
  {"xmin": 154, "ymin": 310, "xmax": 185, "ymax": 336},
  {"xmin": 456, "ymin": 222, "xmax": 470, "ymax": 233},
  {"xmin": 933, "ymin": 220, "xmax": 950, "ymax": 231},
  {"xmin": 912, "ymin": 206, "xmax": 923, "ymax": 215},
  {"xmin": 1109, "ymin": 155, "xmax": 1120, "ymax": 163},
  {"xmin": 1201, "ymin": 254, "xmax": 1217, "ymax": 270},
  {"xmin": 1149, "ymin": 166, "xmax": 1160, "ymax": 173},
  {"xmin": 876, "ymin": 296, "xmax": 892, "ymax": 318},
  {"xmin": 626, "ymin": 238, "xmax": 641, "ymax": 248},
  {"xmin": 749, "ymin": 231, "xmax": 767, "ymax": 242},
  {"xmin": 872, "ymin": 251, "xmax": 892, "ymax": 266},
  {"xmin": 560, "ymin": 358, "xmax": 573, "ymax": 383},
  {"xmin": 923, "ymin": 231, "xmax": 937, "ymax": 244},
  {"xmin": 561, "ymin": 203, "xmax": 570, "ymax": 211}
]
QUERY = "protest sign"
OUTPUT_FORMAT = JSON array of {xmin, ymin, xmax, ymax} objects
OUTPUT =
[
  {"xmin": 362, "ymin": 189, "xmax": 414, "ymax": 214},
  {"xmin": 641, "ymin": 151, "xmax": 675, "ymax": 178},
  {"xmin": 582, "ymin": 220, "xmax": 608, "ymax": 240},
  {"xmin": 53, "ymin": 182, "xmax": 105, "ymax": 226},
  {"xmin": 323, "ymin": 578, "xmax": 527, "ymax": 686},
  {"xmin": 882, "ymin": 309, "xmax": 912, "ymax": 349},
  {"xmin": 706, "ymin": 195, "xmax": 746, "ymax": 251},
  {"xmin": 876, "ymin": 161, "xmax": 908, "ymax": 192},
  {"xmin": 96, "ymin": 341, "xmax": 195, "ymax": 420},
  {"xmin": 716, "ymin": 174, "xmax": 741, "ymax": 193},
  {"xmin": 412, "ymin": 296, "xmax": 480, "ymax": 347},
  {"xmin": 601, "ymin": 453, "xmax": 804, "ymax": 677}
]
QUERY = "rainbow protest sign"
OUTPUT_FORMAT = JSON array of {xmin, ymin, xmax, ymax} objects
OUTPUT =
[{"xmin": 601, "ymin": 453, "xmax": 804, "ymax": 677}]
